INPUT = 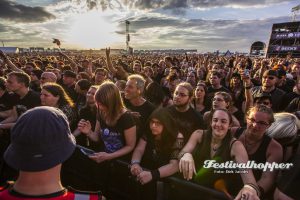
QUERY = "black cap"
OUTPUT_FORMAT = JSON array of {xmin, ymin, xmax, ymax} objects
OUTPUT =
[{"xmin": 63, "ymin": 70, "xmax": 77, "ymax": 78}]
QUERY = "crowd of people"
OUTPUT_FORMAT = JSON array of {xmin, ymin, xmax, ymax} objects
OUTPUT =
[{"xmin": 0, "ymin": 48, "xmax": 299, "ymax": 200}]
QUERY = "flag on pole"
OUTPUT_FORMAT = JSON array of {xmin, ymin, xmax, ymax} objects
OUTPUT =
[{"xmin": 52, "ymin": 38, "xmax": 61, "ymax": 47}]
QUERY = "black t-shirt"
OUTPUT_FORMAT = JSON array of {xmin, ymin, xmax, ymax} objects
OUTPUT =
[
  {"xmin": 281, "ymin": 92, "xmax": 300, "ymax": 111},
  {"xmin": 251, "ymin": 86, "xmax": 286, "ymax": 112},
  {"xmin": 62, "ymin": 84, "xmax": 78, "ymax": 102},
  {"xmin": 167, "ymin": 105, "xmax": 204, "ymax": 143},
  {"xmin": 0, "ymin": 91, "xmax": 15, "ymax": 111},
  {"xmin": 98, "ymin": 111, "xmax": 136, "ymax": 153},
  {"xmin": 12, "ymin": 90, "xmax": 41, "ymax": 111},
  {"xmin": 124, "ymin": 99, "xmax": 155, "ymax": 138},
  {"xmin": 285, "ymin": 97, "xmax": 300, "ymax": 113}
]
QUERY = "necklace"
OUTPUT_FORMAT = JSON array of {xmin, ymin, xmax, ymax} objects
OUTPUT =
[{"xmin": 211, "ymin": 143, "xmax": 221, "ymax": 152}]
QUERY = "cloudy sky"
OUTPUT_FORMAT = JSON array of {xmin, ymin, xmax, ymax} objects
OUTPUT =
[{"xmin": 0, "ymin": 0, "xmax": 299, "ymax": 52}]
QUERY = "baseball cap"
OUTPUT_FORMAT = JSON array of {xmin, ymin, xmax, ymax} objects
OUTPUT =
[
  {"xmin": 63, "ymin": 70, "xmax": 77, "ymax": 78},
  {"xmin": 4, "ymin": 106, "xmax": 76, "ymax": 172}
]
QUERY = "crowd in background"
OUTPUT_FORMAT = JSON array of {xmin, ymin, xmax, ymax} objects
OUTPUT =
[{"xmin": 0, "ymin": 48, "xmax": 300, "ymax": 200}]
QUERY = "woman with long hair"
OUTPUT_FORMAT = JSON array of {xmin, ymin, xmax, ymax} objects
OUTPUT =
[
  {"xmin": 179, "ymin": 108, "xmax": 260, "ymax": 200},
  {"xmin": 78, "ymin": 81, "xmax": 136, "ymax": 162},
  {"xmin": 40, "ymin": 82, "xmax": 77, "ymax": 130},
  {"xmin": 130, "ymin": 108, "xmax": 183, "ymax": 200},
  {"xmin": 191, "ymin": 81, "xmax": 209, "ymax": 115}
]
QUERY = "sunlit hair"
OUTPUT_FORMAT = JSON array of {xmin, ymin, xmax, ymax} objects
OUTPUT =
[
  {"xmin": 247, "ymin": 105, "xmax": 275, "ymax": 124},
  {"xmin": 127, "ymin": 74, "xmax": 146, "ymax": 92},
  {"xmin": 95, "ymin": 81, "xmax": 125, "ymax": 126},
  {"xmin": 214, "ymin": 92, "xmax": 232, "ymax": 108},
  {"xmin": 176, "ymin": 82, "xmax": 193, "ymax": 97},
  {"xmin": 42, "ymin": 83, "xmax": 74, "ymax": 108},
  {"xmin": 266, "ymin": 112, "xmax": 299, "ymax": 145}
]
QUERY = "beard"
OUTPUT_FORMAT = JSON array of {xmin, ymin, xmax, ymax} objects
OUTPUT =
[{"xmin": 174, "ymin": 101, "xmax": 190, "ymax": 109}]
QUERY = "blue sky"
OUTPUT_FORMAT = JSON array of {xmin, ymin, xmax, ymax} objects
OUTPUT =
[{"xmin": 0, "ymin": 0, "xmax": 299, "ymax": 52}]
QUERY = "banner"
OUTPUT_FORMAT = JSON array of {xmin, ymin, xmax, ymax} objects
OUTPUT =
[
  {"xmin": 270, "ymin": 45, "xmax": 300, "ymax": 52},
  {"xmin": 271, "ymin": 32, "xmax": 300, "ymax": 39}
]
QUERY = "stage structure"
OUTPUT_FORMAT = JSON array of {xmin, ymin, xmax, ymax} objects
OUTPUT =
[
  {"xmin": 266, "ymin": 5, "xmax": 300, "ymax": 58},
  {"xmin": 266, "ymin": 21, "xmax": 300, "ymax": 57},
  {"xmin": 250, "ymin": 41, "xmax": 266, "ymax": 57},
  {"xmin": 125, "ymin": 20, "xmax": 133, "ymax": 54}
]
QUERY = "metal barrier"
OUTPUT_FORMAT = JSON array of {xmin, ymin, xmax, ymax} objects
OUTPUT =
[{"xmin": 110, "ymin": 160, "xmax": 229, "ymax": 200}]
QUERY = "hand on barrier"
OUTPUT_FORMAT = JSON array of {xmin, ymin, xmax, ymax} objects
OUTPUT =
[
  {"xmin": 130, "ymin": 163, "xmax": 143, "ymax": 176},
  {"xmin": 234, "ymin": 185, "xmax": 260, "ymax": 200},
  {"xmin": 137, "ymin": 171, "xmax": 152, "ymax": 185},
  {"xmin": 179, "ymin": 152, "xmax": 196, "ymax": 180}
]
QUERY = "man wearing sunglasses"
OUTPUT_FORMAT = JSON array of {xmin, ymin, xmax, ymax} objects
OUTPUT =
[{"xmin": 251, "ymin": 70, "xmax": 285, "ymax": 112}]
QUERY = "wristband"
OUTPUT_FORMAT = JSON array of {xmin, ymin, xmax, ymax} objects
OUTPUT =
[
  {"xmin": 244, "ymin": 183, "xmax": 260, "ymax": 197},
  {"xmin": 151, "ymin": 169, "xmax": 160, "ymax": 181},
  {"xmin": 130, "ymin": 160, "xmax": 140, "ymax": 166}
]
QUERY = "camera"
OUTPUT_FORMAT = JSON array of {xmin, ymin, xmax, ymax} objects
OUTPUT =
[{"xmin": 77, "ymin": 145, "xmax": 95, "ymax": 156}]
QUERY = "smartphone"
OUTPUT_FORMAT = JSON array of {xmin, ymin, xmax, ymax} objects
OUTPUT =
[
  {"xmin": 77, "ymin": 145, "xmax": 95, "ymax": 156},
  {"xmin": 244, "ymin": 69, "xmax": 250, "ymax": 77}
]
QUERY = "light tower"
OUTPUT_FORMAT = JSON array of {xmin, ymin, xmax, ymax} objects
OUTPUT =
[
  {"xmin": 292, "ymin": 4, "xmax": 300, "ymax": 21},
  {"xmin": 125, "ymin": 20, "xmax": 130, "ymax": 53}
]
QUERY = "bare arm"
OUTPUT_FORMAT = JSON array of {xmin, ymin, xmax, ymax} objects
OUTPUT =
[
  {"xmin": 179, "ymin": 130, "xmax": 203, "ymax": 180},
  {"xmin": 77, "ymin": 119, "xmax": 101, "ymax": 142},
  {"xmin": 231, "ymin": 141, "xmax": 260, "ymax": 200},
  {"xmin": 59, "ymin": 52, "xmax": 79, "ymax": 73},
  {"xmin": 158, "ymin": 159, "xmax": 179, "ymax": 178},
  {"xmin": 105, "ymin": 47, "xmax": 117, "ymax": 75},
  {"xmin": 130, "ymin": 138, "xmax": 147, "ymax": 176},
  {"xmin": 0, "ymin": 50, "xmax": 23, "ymax": 72},
  {"xmin": 257, "ymin": 140, "xmax": 283, "ymax": 194}
]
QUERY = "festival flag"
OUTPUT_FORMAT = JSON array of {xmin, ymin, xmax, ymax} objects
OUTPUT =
[{"xmin": 52, "ymin": 38, "xmax": 61, "ymax": 47}]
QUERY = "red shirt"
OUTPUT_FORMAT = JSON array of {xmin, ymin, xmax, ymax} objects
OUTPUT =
[{"xmin": 0, "ymin": 187, "xmax": 101, "ymax": 200}]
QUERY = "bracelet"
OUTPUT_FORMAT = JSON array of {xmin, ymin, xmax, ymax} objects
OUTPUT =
[
  {"xmin": 244, "ymin": 184, "xmax": 260, "ymax": 197},
  {"xmin": 130, "ymin": 160, "xmax": 140, "ymax": 166},
  {"xmin": 151, "ymin": 169, "xmax": 160, "ymax": 181},
  {"xmin": 178, "ymin": 151, "xmax": 189, "ymax": 160}
]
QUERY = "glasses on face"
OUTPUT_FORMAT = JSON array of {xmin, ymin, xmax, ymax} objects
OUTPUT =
[
  {"xmin": 247, "ymin": 117, "xmax": 269, "ymax": 127},
  {"xmin": 263, "ymin": 76, "xmax": 275, "ymax": 80},
  {"xmin": 256, "ymin": 101, "xmax": 270, "ymax": 106},
  {"xmin": 174, "ymin": 92, "xmax": 189, "ymax": 97},
  {"xmin": 150, "ymin": 120, "xmax": 162, "ymax": 127},
  {"xmin": 213, "ymin": 98, "xmax": 225, "ymax": 102}
]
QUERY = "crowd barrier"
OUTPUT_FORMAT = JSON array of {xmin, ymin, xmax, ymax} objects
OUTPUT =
[{"xmin": 61, "ymin": 148, "xmax": 229, "ymax": 200}]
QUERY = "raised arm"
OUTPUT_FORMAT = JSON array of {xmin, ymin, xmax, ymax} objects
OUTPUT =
[
  {"xmin": 105, "ymin": 47, "xmax": 118, "ymax": 76},
  {"xmin": 0, "ymin": 50, "xmax": 23, "ymax": 72}
]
